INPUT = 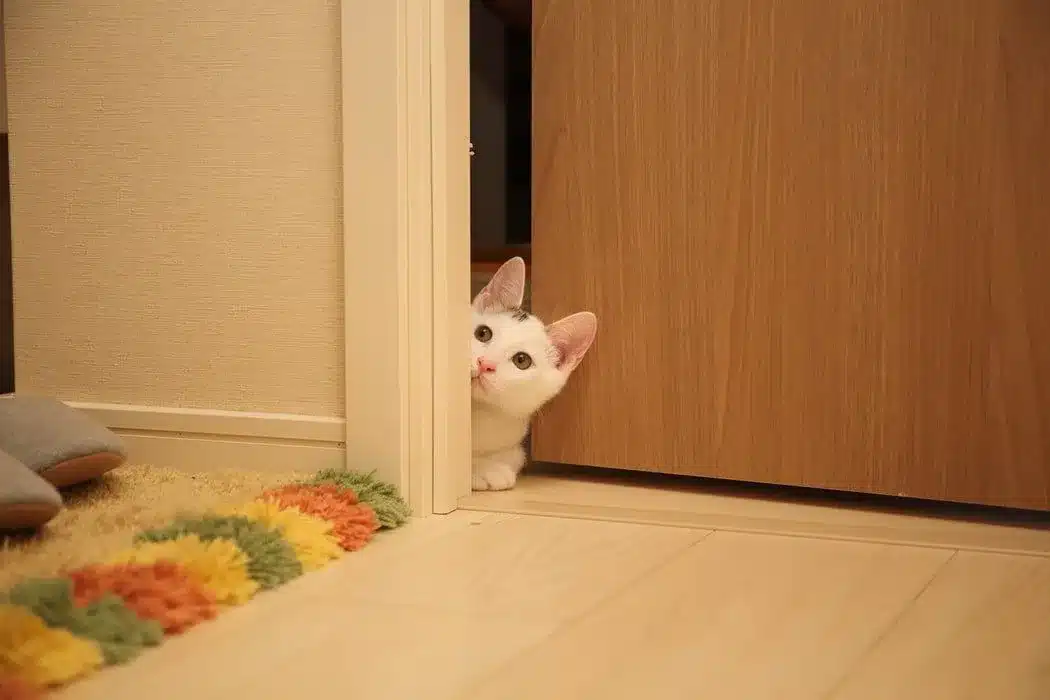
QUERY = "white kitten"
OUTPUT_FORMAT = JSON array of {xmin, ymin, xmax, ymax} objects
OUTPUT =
[{"xmin": 471, "ymin": 257, "xmax": 597, "ymax": 491}]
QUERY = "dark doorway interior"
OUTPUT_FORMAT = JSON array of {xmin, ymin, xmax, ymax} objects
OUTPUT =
[
  {"xmin": 1, "ymin": 18, "xmax": 12, "ymax": 393},
  {"xmin": 470, "ymin": 0, "xmax": 531, "ymax": 265},
  {"xmin": 0, "ymin": 132, "xmax": 12, "ymax": 394}
]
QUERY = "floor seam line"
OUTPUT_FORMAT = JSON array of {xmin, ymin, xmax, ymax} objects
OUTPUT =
[
  {"xmin": 817, "ymin": 548, "xmax": 960, "ymax": 700},
  {"xmin": 449, "ymin": 528, "xmax": 716, "ymax": 699}
]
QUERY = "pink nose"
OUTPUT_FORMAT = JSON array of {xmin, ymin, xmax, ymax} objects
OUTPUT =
[{"xmin": 476, "ymin": 358, "xmax": 497, "ymax": 374}]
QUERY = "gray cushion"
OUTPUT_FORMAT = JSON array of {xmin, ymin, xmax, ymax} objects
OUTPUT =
[
  {"xmin": 0, "ymin": 449, "xmax": 62, "ymax": 530},
  {"xmin": 0, "ymin": 394, "xmax": 127, "ymax": 487}
]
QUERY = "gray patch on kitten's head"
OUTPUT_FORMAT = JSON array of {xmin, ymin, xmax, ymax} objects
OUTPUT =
[{"xmin": 508, "ymin": 307, "xmax": 530, "ymax": 322}]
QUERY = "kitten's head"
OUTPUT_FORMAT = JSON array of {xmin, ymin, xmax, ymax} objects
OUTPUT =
[{"xmin": 471, "ymin": 257, "xmax": 597, "ymax": 417}]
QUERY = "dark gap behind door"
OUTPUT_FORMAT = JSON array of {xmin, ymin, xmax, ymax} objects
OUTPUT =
[
  {"xmin": 0, "ymin": 132, "xmax": 12, "ymax": 394},
  {"xmin": 470, "ymin": 0, "xmax": 531, "ymax": 264}
]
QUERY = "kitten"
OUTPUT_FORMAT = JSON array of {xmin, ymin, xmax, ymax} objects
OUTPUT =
[{"xmin": 471, "ymin": 257, "xmax": 597, "ymax": 490}]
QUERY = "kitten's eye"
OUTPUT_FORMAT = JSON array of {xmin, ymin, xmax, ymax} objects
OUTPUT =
[
  {"xmin": 512, "ymin": 352, "xmax": 533, "ymax": 370},
  {"xmin": 474, "ymin": 325, "xmax": 493, "ymax": 342}
]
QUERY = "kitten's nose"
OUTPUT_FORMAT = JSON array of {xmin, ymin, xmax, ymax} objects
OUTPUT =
[{"xmin": 477, "ymin": 358, "xmax": 497, "ymax": 374}]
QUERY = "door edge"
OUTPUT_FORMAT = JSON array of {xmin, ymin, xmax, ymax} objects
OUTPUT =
[{"xmin": 340, "ymin": 0, "xmax": 471, "ymax": 515}]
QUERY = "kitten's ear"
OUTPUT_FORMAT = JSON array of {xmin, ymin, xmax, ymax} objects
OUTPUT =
[
  {"xmin": 547, "ymin": 312, "xmax": 598, "ymax": 374},
  {"xmin": 472, "ymin": 257, "xmax": 526, "ymax": 313}
]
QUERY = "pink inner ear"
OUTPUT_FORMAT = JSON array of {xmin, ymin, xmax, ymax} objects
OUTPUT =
[
  {"xmin": 547, "ymin": 312, "xmax": 598, "ymax": 372},
  {"xmin": 473, "ymin": 257, "xmax": 526, "ymax": 312}
]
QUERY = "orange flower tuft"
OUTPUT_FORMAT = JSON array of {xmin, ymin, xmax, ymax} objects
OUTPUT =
[
  {"xmin": 67, "ymin": 562, "xmax": 218, "ymax": 634},
  {"xmin": 0, "ymin": 674, "xmax": 42, "ymax": 700},
  {"xmin": 260, "ymin": 484, "xmax": 379, "ymax": 551}
]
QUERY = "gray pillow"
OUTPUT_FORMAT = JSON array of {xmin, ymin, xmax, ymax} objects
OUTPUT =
[{"xmin": 0, "ymin": 395, "xmax": 127, "ymax": 488}]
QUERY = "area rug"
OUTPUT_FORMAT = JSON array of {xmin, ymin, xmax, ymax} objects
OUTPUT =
[{"xmin": 0, "ymin": 465, "xmax": 410, "ymax": 698}]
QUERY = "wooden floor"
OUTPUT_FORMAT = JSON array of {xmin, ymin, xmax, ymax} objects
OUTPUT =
[
  {"xmin": 461, "ymin": 468, "xmax": 1050, "ymax": 555},
  {"xmin": 59, "ymin": 476, "xmax": 1050, "ymax": 700}
]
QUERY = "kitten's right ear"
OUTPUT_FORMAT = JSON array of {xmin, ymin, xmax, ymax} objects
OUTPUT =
[
  {"xmin": 547, "ymin": 311, "xmax": 597, "ymax": 374},
  {"xmin": 472, "ymin": 256, "xmax": 526, "ymax": 313}
]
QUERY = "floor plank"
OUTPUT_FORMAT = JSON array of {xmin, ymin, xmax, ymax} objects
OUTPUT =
[
  {"xmin": 461, "ymin": 473, "xmax": 1050, "ymax": 554},
  {"xmin": 63, "ymin": 595, "xmax": 558, "ymax": 700},
  {"xmin": 321, "ymin": 511, "xmax": 709, "ymax": 619},
  {"xmin": 829, "ymin": 552, "xmax": 1050, "ymax": 700},
  {"xmin": 456, "ymin": 530, "xmax": 953, "ymax": 700}
]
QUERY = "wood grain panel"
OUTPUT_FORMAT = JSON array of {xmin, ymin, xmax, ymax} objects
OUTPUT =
[{"xmin": 530, "ymin": 0, "xmax": 1050, "ymax": 509}]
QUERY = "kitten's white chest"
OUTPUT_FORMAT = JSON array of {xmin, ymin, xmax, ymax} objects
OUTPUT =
[{"xmin": 472, "ymin": 404, "xmax": 529, "ymax": 456}]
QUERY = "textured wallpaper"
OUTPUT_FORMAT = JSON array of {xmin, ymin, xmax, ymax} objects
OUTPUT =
[{"xmin": 5, "ymin": 0, "xmax": 345, "ymax": 416}]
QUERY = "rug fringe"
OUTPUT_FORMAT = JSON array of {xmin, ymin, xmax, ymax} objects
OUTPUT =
[{"xmin": 0, "ymin": 470, "xmax": 410, "ymax": 694}]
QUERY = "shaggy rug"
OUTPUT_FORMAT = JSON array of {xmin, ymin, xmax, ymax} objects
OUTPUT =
[{"xmin": 0, "ymin": 465, "xmax": 410, "ymax": 698}]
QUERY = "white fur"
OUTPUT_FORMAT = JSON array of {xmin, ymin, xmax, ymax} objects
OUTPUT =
[{"xmin": 470, "ymin": 258, "xmax": 597, "ymax": 491}]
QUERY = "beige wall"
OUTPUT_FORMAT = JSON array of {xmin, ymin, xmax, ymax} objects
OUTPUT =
[{"xmin": 4, "ymin": 0, "xmax": 344, "ymax": 417}]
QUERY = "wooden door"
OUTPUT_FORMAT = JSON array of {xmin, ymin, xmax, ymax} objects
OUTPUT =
[{"xmin": 530, "ymin": 0, "xmax": 1050, "ymax": 510}]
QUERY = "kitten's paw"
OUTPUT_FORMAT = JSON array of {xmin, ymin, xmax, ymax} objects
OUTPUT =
[{"xmin": 472, "ymin": 462, "xmax": 518, "ymax": 491}]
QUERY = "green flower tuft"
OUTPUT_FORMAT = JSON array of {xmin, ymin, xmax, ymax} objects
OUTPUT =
[
  {"xmin": 305, "ymin": 469, "xmax": 411, "ymax": 529},
  {"xmin": 135, "ymin": 514, "xmax": 302, "ymax": 589},
  {"xmin": 6, "ymin": 577, "xmax": 163, "ymax": 664}
]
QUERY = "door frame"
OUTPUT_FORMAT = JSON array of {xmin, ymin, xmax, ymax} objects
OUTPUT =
[{"xmin": 342, "ymin": 0, "xmax": 472, "ymax": 515}]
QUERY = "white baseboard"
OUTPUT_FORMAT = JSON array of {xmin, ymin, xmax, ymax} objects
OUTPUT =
[{"xmin": 65, "ymin": 402, "xmax": 347, "ymax": 474}]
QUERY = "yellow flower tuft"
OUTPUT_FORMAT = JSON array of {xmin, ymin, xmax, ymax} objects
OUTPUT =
[
  {"xmin": 109, "ymin": 534, "xmax": 258, "ymax": 605},
  {"xmin": 0, "ymin": 604, "xmax": 103, "ymax": 687},
  {"xmin": 220, "ymin": 500, "xmax": 344, "ymax": 572}
]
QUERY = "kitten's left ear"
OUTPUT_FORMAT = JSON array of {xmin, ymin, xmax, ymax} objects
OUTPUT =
[
  {"xmin": 473, "ymin": 257, "xmax": 526, "ymax": 313},
  {"xmin": 547, "ymin": 312, "xmax": 598, "ymax": 374}
]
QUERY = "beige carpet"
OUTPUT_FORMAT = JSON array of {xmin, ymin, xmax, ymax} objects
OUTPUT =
[{"xmin": 0, "ymin": 465, "xmax": 306, "ymax": 590}]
